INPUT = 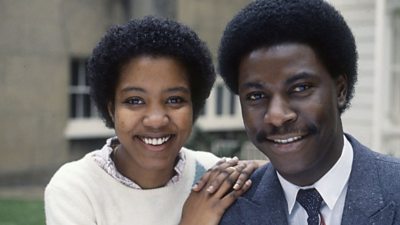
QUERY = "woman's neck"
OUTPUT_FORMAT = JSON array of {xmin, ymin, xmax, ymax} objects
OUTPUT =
[{"xmin": 112, "ymin": 145, "xmax": 176, "ymax": 189}]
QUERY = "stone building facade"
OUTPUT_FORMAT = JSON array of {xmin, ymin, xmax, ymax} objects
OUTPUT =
[{"xmin": 1, "ymin": 0, "xmax": 399, "ymax": 186}]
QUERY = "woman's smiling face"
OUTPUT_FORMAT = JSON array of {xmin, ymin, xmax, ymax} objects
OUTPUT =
[{"xmin": 109, "ymin": 55, "xmax": 193, "ymax": 172}]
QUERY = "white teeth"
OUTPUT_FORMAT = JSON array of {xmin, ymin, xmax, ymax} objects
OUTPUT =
[
  {"xmin": 142, "ymin": 136, "xmax": 171, "ymax": 146},
  {"xmin": 273, "ymin": 136, "xmax": 302, "ymax": 144}
]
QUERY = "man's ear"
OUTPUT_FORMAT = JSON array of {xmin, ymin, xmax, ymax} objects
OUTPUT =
[
  {"xmin": 108, "ymin": 102, "xmax": 115, "ymax": 122},
  {"xmin": 336, "ymin": 74, "xmax": 348, "ymax": 109}
]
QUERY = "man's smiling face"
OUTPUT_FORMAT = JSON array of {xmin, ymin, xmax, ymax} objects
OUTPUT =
[{"xmin": 238, "ymin": 43, "xmax": 347, "ymax": 186}]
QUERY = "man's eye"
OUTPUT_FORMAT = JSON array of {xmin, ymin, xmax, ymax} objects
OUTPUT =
[
  {"xmin": 246, "ymin": 92, "xmax": 265, "ymax": 101},
  {"xmin": 292, "ymin": 84, "xmax": 310, "ymax": 93},
  {"xmin": 167, "ymin": 96, "xmax": 184, "ymax": 104},
  {"xmin": 125, "ymin": 97, "xmax": 144, "ymax": 105}
]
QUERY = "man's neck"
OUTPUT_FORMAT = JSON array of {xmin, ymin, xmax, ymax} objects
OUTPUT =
[{"xmin": 281, "ymin": 134, "xmax": 344, "ymax": 186}]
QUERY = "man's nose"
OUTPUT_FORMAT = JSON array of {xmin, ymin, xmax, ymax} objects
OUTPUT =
[{"xmin": 264, "ymin": 96, "xmax": 296, "ymax": 127}]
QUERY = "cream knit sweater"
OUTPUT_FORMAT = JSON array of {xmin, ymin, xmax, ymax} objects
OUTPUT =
[{"xmin": 45, "ymin": 147, "xmax": 219, "ymax": 225}]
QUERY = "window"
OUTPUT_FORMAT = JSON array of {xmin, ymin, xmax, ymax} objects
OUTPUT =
[
  {"xmin": 214, "ymin": 83, "xmax": 236, "ymax": 116},
  {"xmin": 390, "ymin": 9, "xmax": 400, "ymax": 124},
  {"xmin": 195, "ymin": 78, "xmax": 244, "ymax": 131},
  {"xmin": 65, "ymin": 58, "xmax": 114, "ymax": 139},
  {"xmin": 69, "ymin": 58, "xmax": 97, "ymax": 119},
  {"xmin": 381, "ymin": 2, "xmax": 400, "ymax": 156}
]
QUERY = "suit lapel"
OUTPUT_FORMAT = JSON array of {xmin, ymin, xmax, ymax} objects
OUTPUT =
[
  {"xmin": 236, "ymin": 165, "xmax": 289, "ymax": 225},
  {"xmin": 341, "ymin": 135, "xmax": 396, "ymax": 225}
]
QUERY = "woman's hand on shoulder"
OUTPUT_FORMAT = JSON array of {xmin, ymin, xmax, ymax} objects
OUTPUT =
[
  {"xmin": 179, "ymin": 157, "xmax": 260, "ymax": 225},
  {"xmin": 193, "ymin": 157, "xmax": 261, "ymax": 193}
]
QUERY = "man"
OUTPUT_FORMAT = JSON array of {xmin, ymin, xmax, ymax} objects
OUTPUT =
[{"xmin": 217, "ymin": 0, "xmax": 400, "ymax": 224}]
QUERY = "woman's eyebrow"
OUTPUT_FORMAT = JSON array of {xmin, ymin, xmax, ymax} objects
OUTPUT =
[
  {"xmin": 164, "ymin": 86, "xmax": 190, "ymax": 94},
  {"xmin": 121, "ymin": 86, "xmax": 145, "ymax": 93}
]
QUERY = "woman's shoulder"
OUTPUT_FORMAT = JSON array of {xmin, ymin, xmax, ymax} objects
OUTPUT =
[
  {"xmin": 46, "ymin": 152, "xmax": 102, "ymax": 190},
  {"xmin": 181, "ymin": 147, "xmax": 220, "ymax": 170}
]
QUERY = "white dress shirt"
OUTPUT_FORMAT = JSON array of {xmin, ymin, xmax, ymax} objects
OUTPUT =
[{"xmin": 277, "ymin": 135, "xmax": 354, "ymax": 225}]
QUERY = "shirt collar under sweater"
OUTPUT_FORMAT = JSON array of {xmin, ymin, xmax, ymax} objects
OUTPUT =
[{"xmin": 92, "ymin": 136, "xmax": 186, "ymax": 189}]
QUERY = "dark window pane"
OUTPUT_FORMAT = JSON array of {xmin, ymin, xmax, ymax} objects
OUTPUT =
[
  {"xmin": 83, "ymin": 94, "xmax": 91, "ymax": 118},
  {"xmin": 229, "ymin": 93, "xmax": 236, "ymax": 115},
  {"xmin": 70, "ymin": 59, "xmax": 79, "ymax": 86},
  {"xmin": 70, "ymin": 94, "xmax": 77, "ymax": 118},
  {"xmin": 216, "ymin": 85, "xmax": 223, "ymax": 115},
  {"xmin": 84, "ymin": 59, "xmax": 90, "ymax": 86},
  {"xmin": 199, "ymin": 104, "xmax": 206, "ymax": 116}
]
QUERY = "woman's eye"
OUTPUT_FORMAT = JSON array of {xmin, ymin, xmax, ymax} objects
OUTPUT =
[
  {"xmin": 125, "ymin": 97, "xmax": 144, "ymax": 105},
  {"xmin": 167, "ymin": 96, "xmax": 184, "ymax": 104},
  {"xmin": 246, "ymin": 92, "xmax": 265, "ymax": 101}
]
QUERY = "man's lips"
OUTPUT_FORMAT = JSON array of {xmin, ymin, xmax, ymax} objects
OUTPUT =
[{"xmin": 266, "ymin": 134, "xmax": 305, "ymax": 144}]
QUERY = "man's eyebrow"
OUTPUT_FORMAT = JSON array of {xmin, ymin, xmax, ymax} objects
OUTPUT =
[
  {"xmin": 285, "ymin": 72, "xmax": 318, "ymax": 85},
  {"xmin": 240, "ymin": 82, "xmax": 264, "ymax": 90},
  {"xmin": 239, "ymin": 72, "xmax": 319, "ymax": 90}
]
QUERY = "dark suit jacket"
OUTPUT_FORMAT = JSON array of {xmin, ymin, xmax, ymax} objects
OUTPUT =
[{"xmin": 220, "ymin": 134, "xmax": 400, "ymax": 225}]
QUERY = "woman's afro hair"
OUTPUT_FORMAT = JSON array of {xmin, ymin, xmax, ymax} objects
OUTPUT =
[
  {"xmin": 218, "ymin": 0, "xmax": 358, "ymax": 113},
  {"xmin": 87, "ymin": 16, "xmax": 215, "ymax": 128}
]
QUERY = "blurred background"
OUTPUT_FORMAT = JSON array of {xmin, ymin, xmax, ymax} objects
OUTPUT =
[{"xmin": 0, "ymin": 0, "xmax": 399, "ymax": 224}]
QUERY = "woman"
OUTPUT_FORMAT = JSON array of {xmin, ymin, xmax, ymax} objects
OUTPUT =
[{"xmin": 45, "ymin": 16, "xmax": 256, "ymax": 225}]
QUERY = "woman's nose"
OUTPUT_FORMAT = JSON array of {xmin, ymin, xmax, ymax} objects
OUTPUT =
[{"xmin": 142, "ymin": 107, "xmax": 169, "ymax": 129}]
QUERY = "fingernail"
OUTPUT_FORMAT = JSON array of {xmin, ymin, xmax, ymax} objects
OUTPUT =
[
  {"xmin": 233, "ymin": 183, "xmax": 240, "ymax": 190},
  {"xmin": 227, "ymin": 167, "xmax": 236, "ymax": 173},
  {"xmin": 192, "ymin": 184, "xmax": 198, "ymax": 190},
  {"xmin": 232, "ymin": 156, "xmax": 239, "ymax": 161},
  {"xmin": 207, "ymin": 186, "xmax": 214, "ymax": 193}
]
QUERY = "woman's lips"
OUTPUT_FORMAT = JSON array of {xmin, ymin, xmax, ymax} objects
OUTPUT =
[{"xmin": 139, "ymin": 135, "xmax": 172, "ymax": 146}]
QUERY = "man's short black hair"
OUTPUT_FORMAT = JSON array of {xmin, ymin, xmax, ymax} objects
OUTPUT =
[
  {"xmin": 218, "ymin": 0, "xmax": 358, "ymax": 113},
  {"xmin": 88, "ymin": 16, "xmax": 215, "ymax": 128}
]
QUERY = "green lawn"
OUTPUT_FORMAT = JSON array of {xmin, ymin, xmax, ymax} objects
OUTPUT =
[{"xmin": 0, "ymin": 199, "xmax": 45, "ymax": 225}]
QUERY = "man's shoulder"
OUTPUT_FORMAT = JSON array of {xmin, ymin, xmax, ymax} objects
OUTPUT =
[
  {"xmin": 220, "ymin": 163, "xmax": 276, "ymax": 225},
  {"xmin": 244, "ymin": 163, "xmax": 273, "ymax": 195},
  {"xmin": 369, "ymin": 150, "xmax": 400, "ymax": 186},
  {"xmin": 349, "ymin": 134, "xmax": 400, "ymax": 201},
  {"xmin": 349, "ymin": 134, "xmax": 400, "ymax": 172}
]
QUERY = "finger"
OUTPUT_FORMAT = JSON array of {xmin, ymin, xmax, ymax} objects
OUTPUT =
[
  {"xmin": 218, "ymin": 179, "xmax": 252, "ymax": 210},
  {"xmin": 233, "ymin": 162, "xmax": 246, "ymax": 173},
  {"xmin": 213, "ymin": 156, "xmax": 239, "ymax": 170},
  {"xmin": 192, "ymin": 170, "xmax": 211, "ymax": 191},
  {"xmin": 203, "ymin": 157, "xmax": 239, "ymax": 193},
  {"xmin": 227, "ymin": 156, "xmax": 239, "ymax": 166},
  {"xmin": 212, "ymin": 168, "xmax": 241, "ymax": 198},
  {"xmin": 233, "ymin": 161, "xmax": 257, "ymax": 190},
  {"xmin": 207, "ymin": 157, "xmax": 235, "ymax": 177},
  {"xmin": 206, "ymin": 166, "xmax": 236, "ymax": 194},
  {"xmin": 233, "ymin": 171, "xmax": 251, "ymax": 190},
  {"xmin": 216, "ymin": 157, "xmax": 227, "ymax": 165},
  {"xmin": 193, "ymin": 157, "xmax": 230, "ymax": 192}
]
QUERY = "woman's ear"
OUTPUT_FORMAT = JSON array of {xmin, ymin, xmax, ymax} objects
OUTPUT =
[
  {"xmin": 336, "ymin": 74, "xmax": 348, "ymax": 110},
  {"xmin": 108, "ymin": 102, "xmax": 115, "ymax": 122}
]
